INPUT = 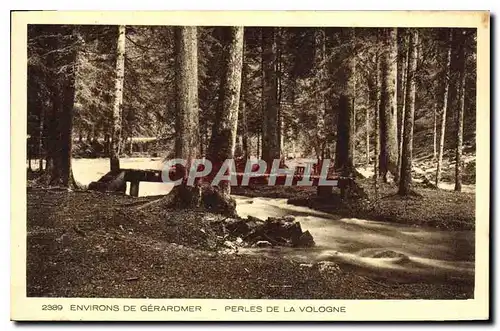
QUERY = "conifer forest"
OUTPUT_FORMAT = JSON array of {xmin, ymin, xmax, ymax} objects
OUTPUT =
[{"xmin": 26, "ymin": 25, "xmax": 478, "ymax": 300}]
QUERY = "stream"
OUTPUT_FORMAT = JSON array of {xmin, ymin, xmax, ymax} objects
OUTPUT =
[
  {"xmin": 235, "ymin": 196, "xmax": 474, "ymax": 284},
  {"xmin": 69, "ymin": 157, "xmax": 475, "ymax": 284}
]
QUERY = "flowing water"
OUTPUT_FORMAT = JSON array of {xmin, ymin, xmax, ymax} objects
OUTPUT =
[
  {"xmin": 70, "ymin": 157, "xmax": 475, "ymax": 285},
  {"xmin": 235, "ymin": 196, "xmax": 474, "ymax": 284}
]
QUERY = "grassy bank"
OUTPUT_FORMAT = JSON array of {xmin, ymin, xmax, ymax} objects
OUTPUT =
[{"xmin": 26, "ymin": 188, "xmax": 472, "ymax": 299}]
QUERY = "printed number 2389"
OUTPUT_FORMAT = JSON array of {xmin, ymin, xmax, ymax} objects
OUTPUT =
[{"xmin": 42, "ymin": 305, "xmax": 63, "ymax": 311}]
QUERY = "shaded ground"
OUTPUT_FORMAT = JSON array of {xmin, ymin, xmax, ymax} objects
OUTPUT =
[
  {"xmin": 232, "ymin": 179, "xmax": 475, "ymax": 231},
  {"xmin": 27, "ymin": 188, "xmax": 472, "ymax": 299}
]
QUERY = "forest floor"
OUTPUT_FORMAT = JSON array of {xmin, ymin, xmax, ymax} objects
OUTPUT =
[{"xmin": 26, "ymin": 187, "xmax": 473, "ymax": 299}]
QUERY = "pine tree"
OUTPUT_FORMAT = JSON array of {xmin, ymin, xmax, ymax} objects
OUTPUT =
[
  {"xmin": 365, "ymin": 101, "xmax": 370, "ymax": 166},
  {"xmin": 238, "ymin": 38, "xmax": 251, "ymax": 159},
  {"xmin": 30, "ymin": 25, "xmax": 79, "ymax": 187},
  {"xmin": 435, "ymin": 30, "xmax": 453, "ymax": 187},
  {"xmin": 379, "ymin": 28, "xmax": 399, "ymax": 182},
  {"xmin": 334, "ymin": 28, "xmax": 356, "ymax": 177},
  {"xmin": 261, "ymin": 27, "xmax": 280, "ymax": 167},
  {"xmin": 174, "ymin": 26, "xmax": 199, "ymax": 166},
  {"xmin": 433, "ymin": 104, "xmax": 437, "ymax": 160},
  {"xmin": 455, "ymin": 30, "xmax": 467, "ymax": 192},
  {"xmin": 397, "ymin": 31, "xmax": 409, "ymax": 177},
  {"xmin": 374, "ymin": 46, "xmax": 381, "ymax": 199},
  {"xmin": 208, "ymin": 27, "xmax": 244, "ymax": 196},
  {"xmin": 110, "ymin": 25, "xmax": 126, "ymax": 172},
  {"xmin": 398, "ymin": 29, "xmax": 418, "ymax": 196}
]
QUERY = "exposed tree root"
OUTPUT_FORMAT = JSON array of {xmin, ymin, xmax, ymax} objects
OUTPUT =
[
  {"xmin": 31, "ymin": 169, "xmax": 82, "ymax": 190},
  {"xmin": 160, "ymin": 184, "xmax": 238, "ymax": 218},
  {"xmin": 339, "ymin": 178, "xmax": 369, "ymax": 200}
]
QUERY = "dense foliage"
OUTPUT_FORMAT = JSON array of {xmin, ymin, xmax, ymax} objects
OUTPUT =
[{"xmin": 27, "ymin": 25, "xmax": 476, "ymax": 168}]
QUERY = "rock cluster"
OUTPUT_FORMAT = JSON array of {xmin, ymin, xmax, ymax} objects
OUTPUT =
[{"xmin": 221, "ymin": 215, "xmax": 315, "ymax": 248}]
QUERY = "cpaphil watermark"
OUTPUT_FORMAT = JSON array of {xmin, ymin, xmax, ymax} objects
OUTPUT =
[{"xmin": 161, "ymin": 158, "xmax": 339, "ymax": 187}]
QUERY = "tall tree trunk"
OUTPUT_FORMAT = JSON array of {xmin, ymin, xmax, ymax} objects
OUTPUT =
[
  {"xmin": 200, "ymin": 119, "xmax": 205, "ymax": 157},
  {"xmin": 396, "ymin": 29, "xmax": 405, "ymax": 142},
  {"xmin": 110, "ymin": 25, "xmax": 126, "ymax": 172},
  {"xmin": 174, "ymin": 26, "xmax": 199, "ymax": 164},
  {"xmin": 455, "ymin": 32, "xmax": 467, "ymax": 192},
  {"xmin": 261, "ymin": 27, "xmax": 280, "ymax": 167},
  {"xmin": 379, "ymin": 28, "xmax": 399, "ymax": 183},
  {"xmin": 208, "ymin": 27, "xmax": 244, "ymax": 196},
  {"xmin": 257, "ymin": 131, "xmax": 261, "ymax": 159},
  {"xmin": 374, "ymin": 50, "xmax": 381, "ymax": 199},
  {"xmin": 240, "ymin": 101, "xmax": 249, "ymax": 159},
  {"xmin": 398, "ymin": 29, "xmax": 418, "ymax": 196},
  {"xmin": 165, "ymin": 26, "xmax": 204, "ymax": 208},
  {"xmin": 365, "ymin": 105, "xmax": 370, "ymax": 166},
  {"xmin": 104, "ymin": 133, "xmax": 110, "ymax": 155},
  {"xmin": 277, "ymin": 28, "xmax": 284, "ymax": 157},
  {"xmin": 435, "ymin": 30, "xmax": 453, "ymax": 186},
  {"xmin": 397, "ymin": 34, "xmax": 409, "ymax": 177},
  {"xmin": 45, "ymin": 81, "xmax": 59, "ymax": 181},
  {"xmin": 28, "ymin": 137, "xmax": 32, "ymax": 171},
  {"xmin": 38, "ymin": 103, "xmax": 45, "ymax": 171},
  {"xmin": 46, "ymin": 70, "xmax": 76, "ymax": 186},
  {"xmin": 433, "ymin": 104, "xmax": 437, "ymax": 160},
  {"xmin": 58, "ymin": 61, "xmax": 77, "ymax": 187},
  {"xmin": 240, "ymin": 45, "xmax": 250, "ymax": 159},
  {"xmin": 315, "ymin": 28, "xmax": 328, "ymax": 162},
  {"xmin": 335, "ymin": 28, "xmax": 356, "ymax": 177},
  {"xmin": 43, "ymin": 27, "xmax": 78, "ymax": 188},
  {"xmin": 352, "ymin": 84, "xmax": 356, "ymax": 163},
  {"xmin": 260, "ymin": 30, "xmax": 265, "ymax": 162}
]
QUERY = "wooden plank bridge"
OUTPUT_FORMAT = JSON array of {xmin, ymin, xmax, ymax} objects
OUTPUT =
[{"xmin": 89, "ymin": 162, "xmax": 346, "ymax": 197}]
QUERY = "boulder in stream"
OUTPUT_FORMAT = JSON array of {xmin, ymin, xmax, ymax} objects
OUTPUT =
[
  {"xmin": 220, "ymin": 215, "xmax": 315, "ymax": 248},
  {"xmin": 294, "ymin": 230, "xmax": 315, "ymax": 247},
  {"xmin": 252, "ymin": 240, "xmax": 273, "ymax": 248}
]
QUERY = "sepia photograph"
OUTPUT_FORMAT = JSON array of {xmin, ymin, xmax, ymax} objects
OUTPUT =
[{"xmin": 11, "ymin": 10, "xmax": 490, "ymax": 321}]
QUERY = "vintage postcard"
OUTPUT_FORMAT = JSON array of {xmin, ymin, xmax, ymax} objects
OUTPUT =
[{"xmin": 11, "ymin": 10, "xmax": 489, "ymax": 321}]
